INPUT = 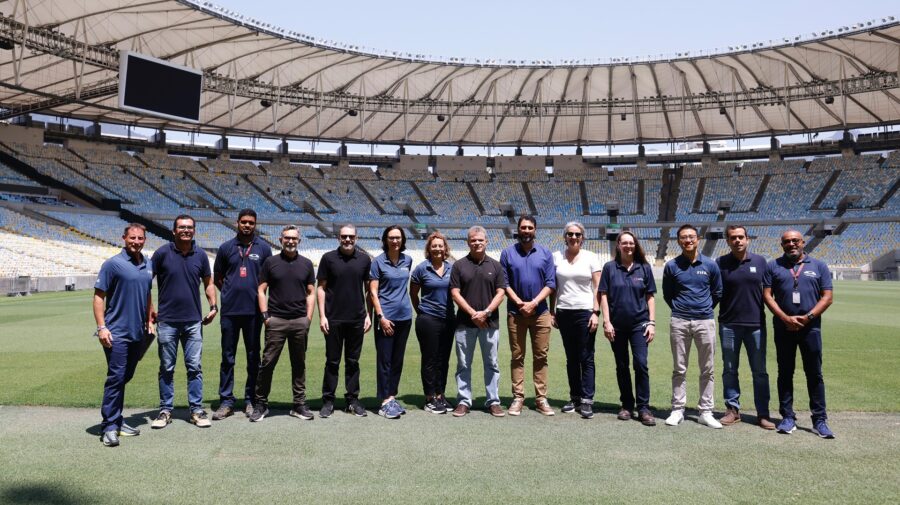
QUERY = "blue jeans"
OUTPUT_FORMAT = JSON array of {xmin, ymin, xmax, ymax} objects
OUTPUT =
[
  {"xmin": 454, "ymin": 326, "xmax": 501, "ymax": 408},
  {"xmin": 218, "ymin": 314, "xmax": 262, "ymax": 407},
  {"xmin": 101, "ymin": 337, "xmax": 143, "ymax": 433},
  {"xmin": 157, "ymin": 321, "xmax": 204, "ymax": 413},
  {"xmin": 720, "ymin": 323, "xmax": 770, "ymax": 417},
  {"xmin": 556, "ymin": 309, "xmax": 596, "ymax": 402}
]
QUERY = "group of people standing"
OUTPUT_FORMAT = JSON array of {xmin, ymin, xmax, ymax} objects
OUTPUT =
[{"xmin": 92, "ymin": 211, "xmax": 835, "ymax": 447}]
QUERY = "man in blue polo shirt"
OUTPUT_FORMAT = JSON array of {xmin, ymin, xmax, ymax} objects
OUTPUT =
[
  {"xmin": 93, "ymin": 223, "xmax": 154, "ymax": 447},
  {"xmin": 763, "ymin": 229, "xmax": 835, "ymax": 438},
  {"xmin": 150, "ymin": 215, "xmax": 218, "ymax": 429},
  {"xmin": 212, "ymin": 209, "xmax": 272, "ymax": 420},
  {"xmin": 662, "ymin": 224, "xmax": 723, "ymax": 429},
  {"xmin": 716, "ymin": 225, "xmax": 775, "ymax": 430},
  {"xmin": 500, "ymin": 215, "xmax": 557, "ymax": 416}
]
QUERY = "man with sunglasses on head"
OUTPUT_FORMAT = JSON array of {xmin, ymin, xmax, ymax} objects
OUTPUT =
[
  {"xmin": 212, "ymin": 209, "xmax": 272, "ymax": 420},
  {"xmin": 317, "ymin": 224, "xmax": 372, "ymax": 418},
  {"xmin": 662, "ymin": 224, "xmax": 723, "ymax": 429},
  {"xmin": 762, "ymin": 230, "xmax": 834, "ymax": 438}
]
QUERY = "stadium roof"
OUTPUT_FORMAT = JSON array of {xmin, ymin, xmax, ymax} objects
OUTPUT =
[{"xmin": 1, "ymin": 1, "xmax": 899, "ymax": 146}]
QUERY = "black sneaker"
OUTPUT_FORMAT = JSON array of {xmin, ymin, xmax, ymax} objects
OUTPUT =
[
  {"xmin": 425, "ymin": 399, "xmax": 447, "ymax": 414},
  {"xmin": 579, "ymin": 402, "xmax": 594, "ymax": 419},
  {"xmin": 561, "ymin": 401, "xmax": 577, "ymax": 414},
  {"xmin": 439, "ymin": 396, "xmax": 454, "ymax": 412},
  {"xmin": 348, "ymin": 400, "xmax": 367, "ymax": 417},
  {"xmin": 319, "ymin": 401, "xmax": 334, "ymax": 418},
  {"xmin": 249, "ymin": 405, "xmax": 269, "ymax": 422},
  {"xmin": 289, "ymin": 404, "xmax": 314, "ymax": 421}
]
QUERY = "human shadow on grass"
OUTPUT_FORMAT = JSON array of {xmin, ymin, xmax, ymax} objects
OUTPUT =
[
  {"xmin": 84, "ymin": 409, "xmax": 157, "ymax": 437},
  {"xmin": 1, "ymin": 483, "xmax": 148, "ymax": 505}
]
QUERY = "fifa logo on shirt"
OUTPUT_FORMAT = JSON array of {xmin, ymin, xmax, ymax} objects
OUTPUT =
[{"xmin": 695, "ymin": 270, "xmax": 709, "ymax": 276}]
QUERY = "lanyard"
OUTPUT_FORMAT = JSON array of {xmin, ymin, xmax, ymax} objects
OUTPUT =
[
  {"xmin": 238, "ymin": 242, "xmax": 254, "ymax": 265},
  {"xmin": 790, "ymin": 261, "xmax": 805, "ymax": 290}
]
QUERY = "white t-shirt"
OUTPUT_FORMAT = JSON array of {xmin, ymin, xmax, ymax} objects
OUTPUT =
[{"xmin": 553, "ymin": 250, "xmax": 602, "ymax": 310}]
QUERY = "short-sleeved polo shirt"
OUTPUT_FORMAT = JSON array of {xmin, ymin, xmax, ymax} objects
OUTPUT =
[
  {"xmin": 369, "ymin": 252, "xmax": 413, "ymax": 321},
  {"xmin": 213, "ymin": 236, "xmax": 272, "ymax": 316},
  {"xmin": 449, "ymin": 253, "xmax": 507, "ymax": 328},
  {"xmin": 662, "ymin": 254, "xmax": 722, "ymax": 320},
  {"xmin": 599, "ymin": 260, "xmax": 656, "ymax": 331},
  {"xmin": 317, "ymin": 247, "xmax": 371, "ymax": 323},
  {"xmin": 259, "ymin": 252, "xmax": 316, "ymax": 319},
  {"xmin": 411, "ymin": 260, "xmax": 454, "ymax": 319},
  {"xmin": 716, "ymin": 252, "xmax": 767, "ymax": 327},
  {"xmin": 95, "ymin": 249, "xmax": 153, "ymax": 341},
  {"xmin": 553, "ymin": 250, "xmax": 601, "ymax": 310},
  {"xmin": 152, "ymin": 241, "xmax": 211, "ymax": 324},
  {"xmin": 500, "ymin": 242, "xmax": 556, "ymax": 316},
  {"xmin": 763, "ymin": 254, "xmax": 832, "ymax": 329}
]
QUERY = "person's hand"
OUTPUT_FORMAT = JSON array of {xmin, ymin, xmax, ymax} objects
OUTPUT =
[
  {"xmin": 550, "ymin": 313, "xmax": 558, "ymax": 329},
  {"xmin": 380, "ymin": 317, "xmax": 395, "ymax": 336},
  {"xmin": 363, "ymin": 314, "xmax": 372, "ymax": 333},
  {"xmin": 202, "ymin": 307, "xmax": 218, "ymax": 325},
  {"xmin": 644, "ymin": 323, "xmax": 655, "ymax": 344},
  {"xmin": 319, "ymin": 315, "xmax": 330, "ymax": 335},
  {"xmin": 471, "ymin": 310, "xmax": 489, "ymax": 329},
  {"xmin": 603, "ymin": 321, "xmax": 615, "ymax": 342},
  {"xmin": 97, "ymin": 327, "xmax": 113, "ymax": 348},
  {"xmin": 263, "ymin": 316, "xmax": 271, "ymax": 328},
  {"xmin": 520, "ymin": 300, "xmax": 537, "ymax": 317},
  {"xmin": 782, "ymin": 315, "xmax": 804, "ymax": 331},
  {"xmin": 588, "ymin": 313, "xmax": 599, "ymax": 333}
]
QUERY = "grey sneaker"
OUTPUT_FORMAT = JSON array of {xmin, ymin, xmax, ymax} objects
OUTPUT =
[
  {"xmin": 212, "ymin": 405, "xmax": 234, "ymax": 421},
  {"xmin": 101, "ymin": 431, "xmax": 119, "ymax": 447},
  {"xmin": 289, "ymin": 405, "xmax": 314, "ymax": 421},
  {"xmin": 249, "ymin": 405, "xmax": 269, "ymax": 422},
  {"xmin": 319, "ymin": 401, "xmax": 334, "ymax": 418},
  {"xmin": 561, "ymin": 401, "xmax": 577, "ymax": 413},
  {"xmin": 579, "ymin": 401, "xmax": 594, "ymax": 419},
  {"xmin": 191, "ymin": 410, "xmax": 211, "ymax": 428},
  {"xmin": 348, "ymin": 400, "xmax": 367, "ymax": 417},
  {"xmin": 151, "ymin": 410, "xmax": 172, "ymax": 429},
  {"xmin": 117, "ymin": 423, "xmax": 140, "ymax": 436}
]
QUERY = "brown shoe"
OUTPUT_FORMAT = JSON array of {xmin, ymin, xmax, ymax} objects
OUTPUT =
[
  {"xmin": 452, "ymin": 403, "xmax": 469, "ymax": 417},
  {"xmin": 638, "ymin": 410, "xmax": 657, "ymax": 426},
  {"xmin": 535, "ymin": 398, "xmax": 555, "ymax": 416},
  {"xmin": 758, "ymin": 416, "xmax": 776, "ymax": 430},
  {"xmin": 720, "ymin": 406, "xmax": 741, "ymax": 426},
  {"xmin": 617, "ymin": 408, "xmax": 632, "ymax": 421},
  {"xmin": 508, "ymin": 398, "xmax": 524, "ymax": 416},
  {"xmin": 488, "ymin": 403, "xmax": 505, "ymax": 417}
]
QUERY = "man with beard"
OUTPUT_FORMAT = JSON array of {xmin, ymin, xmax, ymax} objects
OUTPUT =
[
  {"xmin": 763, "ymin": 230, "xmax": 834, "ymax": 438},
  {"xmin": 93, "ymin": 224, "xmax": 155, "ymax": 446},
  {"xmin": 500, "ymin": 215, "xmax": 557, "ymax": 416},
  {"xmin": 317, "ymin": 224, "xmax": 372, "ymax": 418},
  {"xmin": 249, "ymin": 225, "xmax": 316, "ymax": 422},
  {"xmin": 212, "ymin": 209, "xmax": 272, "ymax": 420}
]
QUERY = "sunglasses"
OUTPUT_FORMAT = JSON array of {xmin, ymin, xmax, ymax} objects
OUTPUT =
[
  {"xmin": 340, "ymin": 234, "xmax": 357, "ymax": 240},
  {"xmin": 781, "ymin": 238, "xmax": 802, "ymax": 245},
  {"xmin": 565, "ymin": 232, "xmax": 583, "ymax": 238}
]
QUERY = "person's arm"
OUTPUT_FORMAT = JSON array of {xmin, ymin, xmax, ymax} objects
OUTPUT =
[
  {"xmin": 258, "ymin": 281, "xmax": 270, "ymax": 327},
  {"xmin": 363, "ymin": 279, "xmax": 373, "ymax": 333},
  {"xmin": 317, "ymin": 279, "xmax": 329, "ymax": 335},
  {"xmin": 548, "ymin": 291, "xmax": 557, "ymax": 328},
  {"xmin": 644, "ymin": 294, "xmax": 656, "ymax": 343},
  {"xmin": 305, "ymin": 283, "xmax": 316, "ymax": 320},
  {"xmin": 410, "ymin": 282, "xmax": 422, "ymax": 315},
  {"xmin": 799, "ymin": 290, "xmax": 833, "ymax": 328},
  {"xmin": 213, "ymin": 249, "xmax": 225, "ymax": 290},
  {"xmin": 588, "ymin": 270, "xmax": 601, "ymax": 332},
  {"xmin": 202, "ymin": 275, "xmax": 218, "ymax": 325},
  {"xmin": 92, "ymin": 288, "xmax": 112, "ymax": 348},
  {"xmin": 662, "ymin": 264, "xmax": 674, "ymax": 308},
  {"xmin": 369, "ymin": 279, "xmax": 394, "ymax": 336},
  {"xmin": 521, "ymin": 286, "xmax": 553, "ymax": 316},
  {"xmin": 710, "ymin": 262, "xmax": 723, "ymax": 309},
  {"xmin": 599, "ymin": 291, "xmax": 614, "ymax": 342},
  {"xmin": 763, "ymin": 287, "xmax": 804, "ymax": 331},
  {"xmin": 147, "ymin": 292, "xmax": 155, "ymax": 335},
  {"xmin": 471, "ymin": 287, "xmax": 506, "ymax": 328}
]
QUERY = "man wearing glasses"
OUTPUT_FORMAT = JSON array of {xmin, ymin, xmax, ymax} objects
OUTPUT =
[
  {"xmin": 662, "ymin": 224, "xmax": 723, "ymax": 429},
  {"xmin": 316, "ymin": 224, "xmax": 372, "ymax": 418},
  {"xmin": 762, "ymin": 230, "xmax": 835, "ymax": 438},
  {"xmin": 150, "ymin": 215, "xmax": 218, "ymax": 429}
]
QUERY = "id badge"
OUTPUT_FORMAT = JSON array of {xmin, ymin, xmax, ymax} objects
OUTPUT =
[
  {"xmin": 792, "ymin": 291, "xmax": 801, "ymax": 305},
  {"xmin": 239, "ymin": 266, "xmax": 248, "ymax": 278}
]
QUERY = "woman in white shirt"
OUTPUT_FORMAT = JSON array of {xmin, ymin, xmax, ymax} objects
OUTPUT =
[{"xmin": 549, "ymin": 221, "xmax": 602, "ymax": 419}]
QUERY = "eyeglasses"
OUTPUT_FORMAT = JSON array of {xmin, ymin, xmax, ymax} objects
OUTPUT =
[
  {"xmin": 340, "ymin": 234, "xmax": 356, "ymax": 240},
  {"xmin": 781, "ymin": 238, "xmax": 802, "ymax": 245},
  {"xmin": 176, "ymin": 225, "xmax": 195, "ymax": 231},
  {"xmin": 678, "ymin": 235, "xmax": 697, "ymax": 241},
  {"xmin": 565, "ymin": 232, "xmax": 583, "ymax": 238},
  {"xmin": 282, "ymin": 237, "xmax": 300, "ymax": 242},
  {"xmin": 387, "ymin": 236, "xmax": 403, "ymax": 241}
]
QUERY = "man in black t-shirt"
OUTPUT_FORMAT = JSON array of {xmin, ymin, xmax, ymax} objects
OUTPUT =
[
  {"xmin": 248, "ymin": 225, "xmax": 316, "ymax": 422},
  {"xmin": 316, "ymin": 224, "xmax": 372, "ymax": 418}
]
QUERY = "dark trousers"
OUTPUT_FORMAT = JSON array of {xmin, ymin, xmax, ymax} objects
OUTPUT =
[
  {"xmin": 322, "ymin": 320, "xmax": 365, "ymax": 402},
  {"xmin": 254, "ymin": 316, "xmax": 310, "ymax": 408},
  {"xmin": 219, "ymin": 314, "xmax": 262, "ymax": 407},
  {"xmin": 415, "ymin": 313, "xmax": 455, "ymax": 397},
  {"xmin": 556, "ymin": 309, "xmax": 596, "ymax": 402},
  {"xmin": 374, "ymin": 319, "xmax": 411, "ymax": 399},
  {"xmin": 101, "ymin": 337, "xmax": 142, "ymax": 433},
  {"xmin": 609, "ymin": 324, "xmax": 651, "ymax": 412},
  {"xmin": 774, "ymin": 325, "xmax": 827, "ymax": 422}
]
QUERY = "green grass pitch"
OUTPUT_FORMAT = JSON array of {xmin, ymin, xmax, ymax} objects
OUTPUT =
[{"xmin": 1, "ymin": 280, "xmax": 899, "ymax": 504}]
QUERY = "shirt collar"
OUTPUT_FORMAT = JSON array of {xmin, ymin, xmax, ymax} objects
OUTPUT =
[
  {"xmin": 170, "ymin": 240, "xmax": 198, "ymax": 256},
  {"xmin": 119, "ymin": 248, "xmax": 146, "ymax": 266}
]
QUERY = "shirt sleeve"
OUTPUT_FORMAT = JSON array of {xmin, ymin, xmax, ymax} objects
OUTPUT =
[
  {"xmin": 542, "ymin": 249, "xmax": 557, "ymax": 290},
  {"xmin": 316, "ymin": 256, "xmax": 329, "ymax": 282},
  {"xmin": 369, "ymin": 257, "xmax": 382, "ymax": 281},
  {"xmin": 213, "ymin": 245, "xmax": 226, "ymax": 277},
  {"xmin": 258, "ymin": 257, "xmax": 272, "ymax": 284},
  {"xmin": 590, "ymin": 254, "xmax": 602, "ymax": 273},
  {"xmin": 598, "ymin": 263, "xmax": 611, "ymax": 294},
  {"xmin": 496, "ymin": 261, "xmax": 508, "ymax": 290},
  {"xmin": 410, "ymin": 262, "xmax": 422, "ymax": 285},
  {"xmin": 644, "ymin": 263, "xmax": 657, "ymax": 294},
  {"xmin": 200, "ymin": 252, "xmax": 212, "ymax": 278},
  {"xmin": 95, "ymin": 259, "xmax": 113, "ymax": 292},
  {"xmin": 150, "ymin": 249, "xmax": 162, "ymax": 279},
  {"xmin": 304, "ymin": 259, "xmax": 316, "ymax": 287},
  {"xmin": 818, "ymin": 261, "xmax": 833, "ymax": 291},
  {"xmin": 449, "ymin": 262, "xmax": 461, "ymax": 290},
  {"xmin": 662, "ymin": 262, "xmax": 675, "ymax": 308},
  {"xmin": 709, "ymin": 260, "xmax": 723, "ymax": 308},
  {"xmin": 762, "ymin": 260, "xmax": 774, "ymax": 288}
]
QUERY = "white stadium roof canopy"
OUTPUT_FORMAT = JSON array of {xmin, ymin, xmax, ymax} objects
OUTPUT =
[{"xmin": 1, "ymin": 0, "xmax": 899, "ymax": 146}]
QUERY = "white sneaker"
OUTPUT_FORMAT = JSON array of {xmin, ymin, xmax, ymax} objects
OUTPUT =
[
  {"xmin": 665, "ymin": 410, "xmax": 684, "ymax": 426},
  {"xmin": 698, "ymin": 412, "xmax": 723, "ymax": 429}
]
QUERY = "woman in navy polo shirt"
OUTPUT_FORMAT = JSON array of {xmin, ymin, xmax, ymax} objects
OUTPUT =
[
  {"xmin": 599, "ymin": 231, "xmax": 658, "ymax": 426},
  {"xmin": 410, "ymin": 231, "xmax": 455, "ymax": 415},
  {"xmin": 369, "ymin": 225, "xmax": 414, "ymax": 419}
]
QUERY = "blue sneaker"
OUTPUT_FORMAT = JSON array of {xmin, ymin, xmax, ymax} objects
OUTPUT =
[
  {"xmin": 813, "ymin": 419, "xmax": 835, "ymax": 439},
  {"xmin": 396, "ymin": 401, "xmax": 407, "ymax": 415},
  {"xmin": 379, "ymin": 401, "xmax": 400, "ymax": 419},
  {"xmin": 777, "ymin": 417, "xmax": 796, "ymax": 434}
]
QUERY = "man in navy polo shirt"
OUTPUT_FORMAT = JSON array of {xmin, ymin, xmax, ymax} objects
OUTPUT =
[
  {"xmin": 763, "ymin": 229, "xmax": 835, "ymax": 438},
  {"xmin": 500, "ymin": 215, "xmax": 557, "ymax": 416},
  {"xmin": 93, "ymin": 223, "xmax": 154, "ymax": 447},
  {"xmin": 212, "ymin": 209, "xmax": 272, "ymax": 420},
  {"xmin": 150, "ymin": 215, "xmax": 218, "ymax": 429},
  {"xmin": 662, "ymin": 224, "xmax": 723, "ymax": 429},
  {"xmin": 716, "ymin": 225, "xmax": 775, "ymax": 430},
  {"xmin": 317, "ymin": 224, "xmax": 372, "ymax": 418}
]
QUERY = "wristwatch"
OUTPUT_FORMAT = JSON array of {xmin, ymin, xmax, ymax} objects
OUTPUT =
[
  {"xmin": 376, "ymin": 313, "xmax": 383, "ymax": 321},
  {"xmin": 805, "ymin": 312, "xmax": 816, "ymax": 320},
  {"xmin": 592, "ymin": 309, "xmax": 601, "ymax": 316},
  {"xmin": 209, "ymin": 304, "xmax": 218, "ymax": 312},
  {"xmin": 94, "ymin": 325, "xmax": 107, "ymax": 337}
]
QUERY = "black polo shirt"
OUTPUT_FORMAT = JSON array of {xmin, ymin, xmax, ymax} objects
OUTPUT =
[
  {"xmin": 259, "ymin": 252, "xmax": 315, "ymax": 319},
  {"xmin": 716, "ymin": 252, "xmax": 767, "ymax": 327},
  {"xmin": 449, "ymin": 253, "xmax": 507, "ymax": 329},
  {"xmin": 213, "ymin": 236, "xmax": 272, "ymax": 316},
  {"xmin": 317, "ymin": 247, "xmax": 372, "ymax": 323}
]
